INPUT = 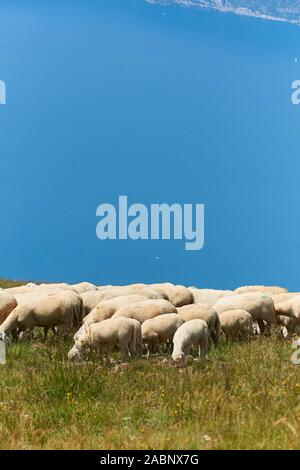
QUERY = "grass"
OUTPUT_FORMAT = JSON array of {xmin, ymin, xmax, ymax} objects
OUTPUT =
[
  {"xmin": 1, "ymin": 277, "xmax": 300, "ymax": 449},
  {"xmin": 0, "ymin": 278, "xmax": 27, "ymax": 289},
  {"xmin": 0, "ymin": 334, "xmax": 300, "ymax": 449}
]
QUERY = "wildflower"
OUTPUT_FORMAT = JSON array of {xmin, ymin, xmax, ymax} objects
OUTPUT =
[{"xmin": 66, "ymin": 392, "xmax": 75, "ymax": 404}]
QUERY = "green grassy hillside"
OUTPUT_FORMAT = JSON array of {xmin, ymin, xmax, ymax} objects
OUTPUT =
[
  {"xmin": 0, "ymin": 279, "xmax": 300, "ymax": 449},
  {"xmin": 0, "ymin": 334, "xmax": 299, "ymax": 449}
]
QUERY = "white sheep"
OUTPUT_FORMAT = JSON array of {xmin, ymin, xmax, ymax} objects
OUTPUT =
[
  {"xmin": 0, "ymin": 291, "xmax": 83, "ymax": 341},
  {"xmin": 215, "ymin": 292, "xmax": 276, "ymax": 333},
  {"xmin": 218, "ymin": 309, "xmax": 253, "ymax": 340},
  {"xmin": 112, "ymin": 299, "xmax": 177, "ymax": 324},
  {"xmin": 177, "ymin": 303, "xmax": 221, "ymax": 345},
  {"xmin": 271, "ymin": 293, "xmax": 299, "ymax": 304},
  {"xmin": 83, "ymin": 294, "xmax": 148, "ymax": 325},
  {"xmin": 234, "ymin": 285, "xmax": 288, "ymax": 295},
  {"xmin": 71, "ymin": 282, "xmax": 97, "ymax": 294},
  {"xmin": 141, "ymin": 313, "xmax": 185, "ymax": 353},
  {"xmin": 69, "ymin": 316, "xmax": 142, "ymax": 361},
  {"xmin": 102, "ymin": 285, "xmax": 165, "ymax": 301},
  {"xmin": 80, "ymin": 290, "xmax": 112, "ymax": 316},
  {"xmin": 0, "ymin": 292, "xmax": 18, "ymax": 325},
  {"xmin": 275, "ymin": 296, "xmax": 300, "ymax": 319},
  {"xmin": 188, "ymin": 288, "xmax": 233, "ymax": 305},
  {"xmin": 172, "ymin": 319, "xmax": 209, "ymax": 367},
  {"xmin": 150, "ymin": 283, "xmax": 194, "ymax": 307},
  {"xmin": 277, "ymin": 315, "xmax": 300, "ymax": 336}
]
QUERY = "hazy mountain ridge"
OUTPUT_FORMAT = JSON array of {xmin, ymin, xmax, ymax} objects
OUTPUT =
[{"xmin": 146, "ymin": 0, "xmax": 300, "ymax": 24}]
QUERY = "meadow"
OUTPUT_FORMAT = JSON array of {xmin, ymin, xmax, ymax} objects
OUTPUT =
[{"xmin": 1, "ymin": 279, "xmax": 300, "ymax": 450}]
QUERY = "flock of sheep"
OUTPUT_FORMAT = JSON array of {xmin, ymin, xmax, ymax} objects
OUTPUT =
[{"xmin": 0, "ymin": 281, "xmax": 299, "ymax": 366}]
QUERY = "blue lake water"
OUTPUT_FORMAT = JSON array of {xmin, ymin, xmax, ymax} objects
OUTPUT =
[{"xmin": 0, "ymin": 0, "xmax": 300, "ymax": 289}]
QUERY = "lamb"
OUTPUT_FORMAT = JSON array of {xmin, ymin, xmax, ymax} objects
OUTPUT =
[
  {"xmin": 234, "ymin": 285, "xmax": 288, "ymax": 295},
  {"xmin": 150, "ymin": 283, "xmax": 194, "ymax": 307},
  {"xmin": 112, "ymin": 299, "xmax": 177, "ymax": 324},
  {"xmin": 215, "ymin": 292, "xmax": 276, "ymax": 332},
  {"xmin": 172, "ymin": 319, "xmax": 209, "ymax": 366},
  {"xmin": 0, "ymin": 291, "xmax": 83, "ymax": 340},
  {"xmin": 83, "ymin": 295, "xmax": 148, "ymax": 325},
  {"xmin": 141, "ymin": 313, "xmax": 185, "ymax": 353},
  {"xmin": 218, "ymin": 310, "xmax": 253, "ymax": 340},
  {"xmin": 68, "ymin": 317, "xmax": 142, "ymax": 361},
  {"xmin": 188, "ymin": 288, "xmax": 233, "ymax": 305},
  {"xmin": 0, "ymin": 292, "xmax": 17, "ymax": 324},
  {"xmin": 177, "ymin": 303, "xmax": 221, "ymax": 345}
]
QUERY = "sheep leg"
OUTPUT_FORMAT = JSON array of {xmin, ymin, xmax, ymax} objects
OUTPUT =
[
  {"xmin": 211, "ymin": 320, "xmax": 221, "ymax": 346},
  {"xmin": 11, "ymin": 329, "xmax": 19, "ymax": 342},
  {"xmin": 264, "ymin": 322, "xmax": 273, "ymax": 336},
  {"xmin": 56, "ymin": 324, "xmax": 69, "ymax": 341},
  {"xmin": 257, "ymin": 319, "xmax": 265, "ymax": 334},
  {"xmin": 120, "ymin": 346, "xmax": 130, "ymax": 362},
  {"xmin": 119, "ymin": 337, "xmax": 130, "ymax": 362},
  {"xmin": 199, "ymin": 334, "xmax": 208, "ymax": 362},
  {"xmin": 43, "ymin": 327, "xmax": 49, "ymax": 342},
  {"xmin": 152, "ymin": 336, "xmax": 161, "ymax": 354},
  {"xmin": 144, "ymin": 344, "xmax": 150, "ymax": 357}
]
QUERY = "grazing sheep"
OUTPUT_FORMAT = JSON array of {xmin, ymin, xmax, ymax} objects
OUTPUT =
[
  {"xmin": 0, "ymin": 291, "xmax": 83, "ymax": 340},
  {"xmin": 81, "ymin": 288, "xmax": 152, "ymax": 315},
  {"xmin": 4, "ymin": 285, "xmax": 42, "ymax": 295},
  {"xmin": 172, "ymin": 319, "xmax": 209, "ymax": 366},
  {"xmin": 177, "ymin": 303, "xmax": 221, "ymax": 345},
  {"xmin": 188, "ymin": 288, "xmax": 233, "ymax": 305},
  {"xmin": 219, "ymin": 310, "xmax": 253, "ymax": 340},
  {"xmin": 5, "ymin": 283, "xmax": 72, "ymax": 297},
  {"xmin": 275, "ymin": 296, "xmax": 300, "ymax": 319},
  {"xmin": 150, "ymin": 283, "xmax": 194, "ymax": 307},
  {"xmin": 99, "ymin": 285, "xmax": 165, "ymax": 301},
  {"xmin": 69, "ymin": 317, "xmax": 142, "ymax": 361},
  {"xmin": 215, "ymin": 292, "xmax": 276, "ymax": 332},
  {"xmin": 80, "ymin": 290, "xmax": 115, "ymax": 316},
  {"xmin": 277, "ymin": 315, "xmax": 300, "ymax": 335},
  {"xmin": 141, "ymin": 313, "xmax": 185, "ymax": 353},
  {"xmin": 37, "ymin": 283, "xmax": 72, "ymax": 291},
  {"xmin": 112, "ymin": 299, "xmax": 177, "ymax": 324},
  {"xmin": 83, "ymin": 295, "xmax": 148, "ymax": 325},
  {"xmin": 234, "ymin": 285, "xmax": 288, "ymax": 295},
  {"xmin": 0, "ymin": 292, "xmax": 17, "ymax": 324},
  {"xmin": 271, "ymin": 293, "xmax": 299, "ymax": 304},
  {"xmin": 71, "ymin": 282, "xmax": 97, "ymax": 294},
  {"xmin": 14, "ymin": 282, "xmax": 96, "ymax": 297}
]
